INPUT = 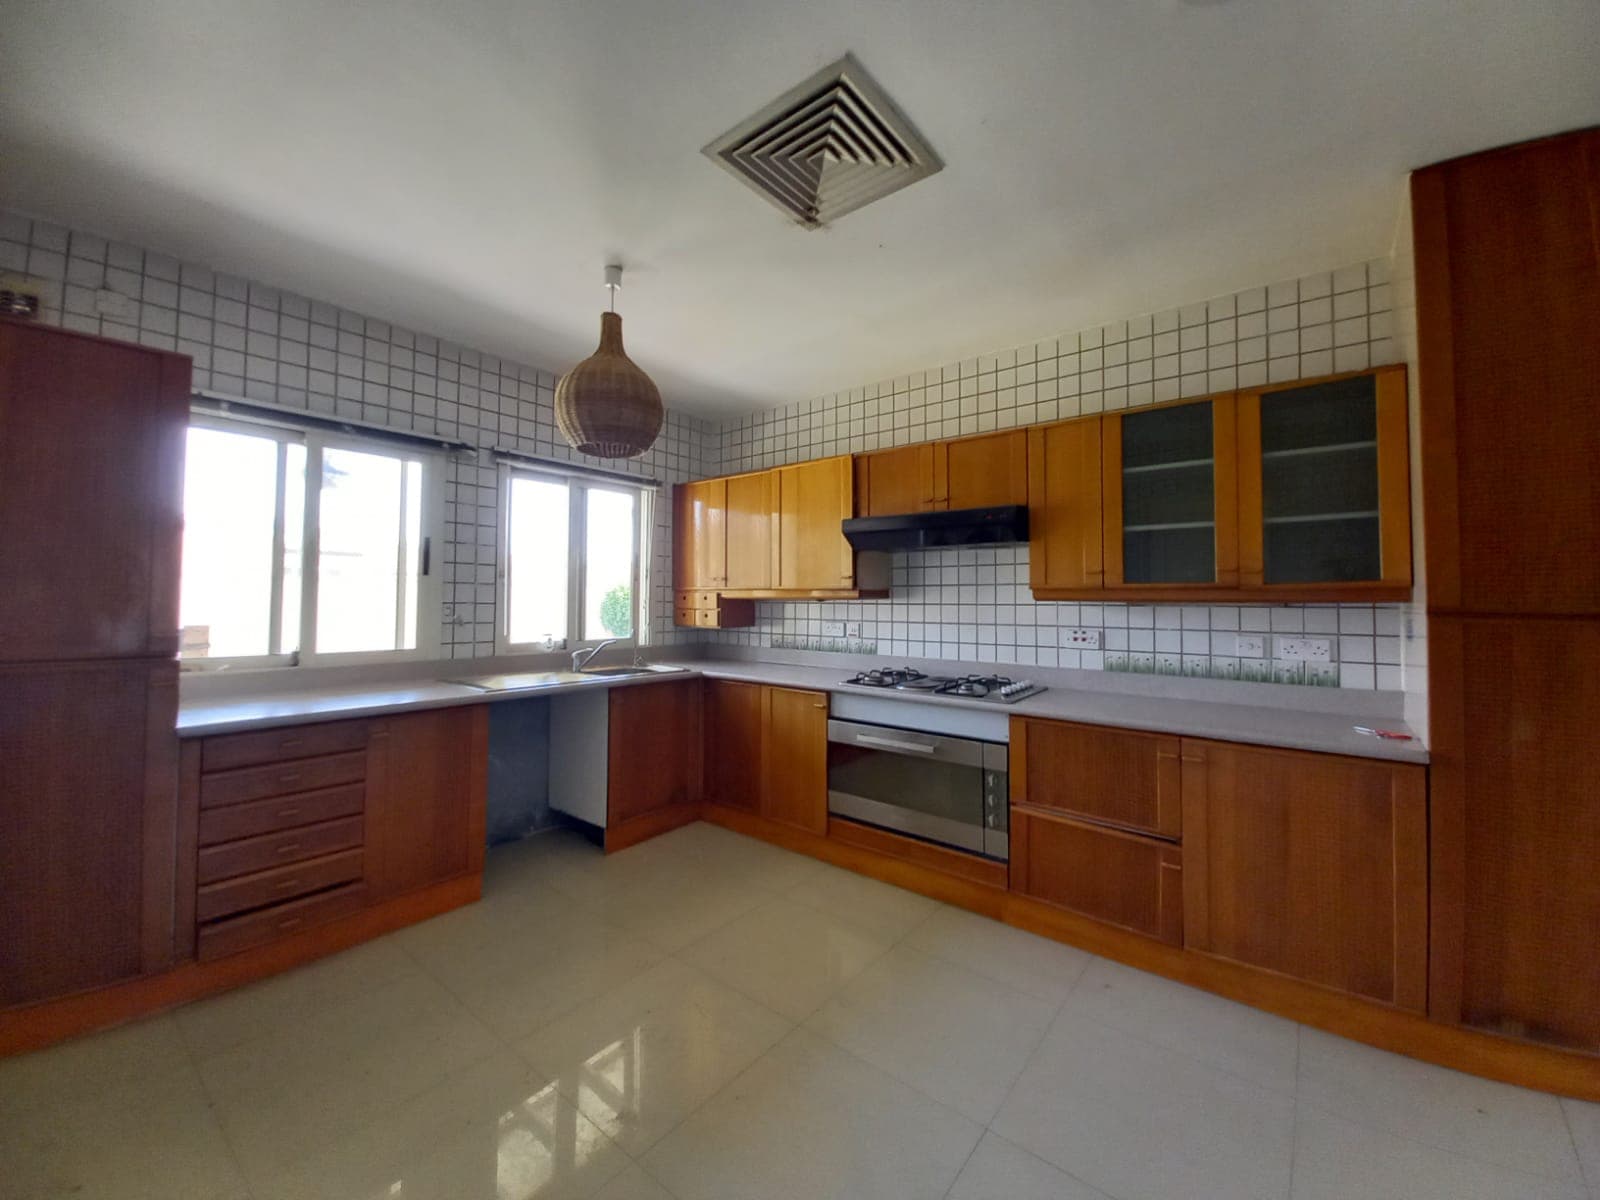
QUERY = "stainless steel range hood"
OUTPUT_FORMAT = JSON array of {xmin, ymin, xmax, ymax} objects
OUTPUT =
[{"xmin": 840, "ymin": 505, "xmax": 1029, "ymax": 552}]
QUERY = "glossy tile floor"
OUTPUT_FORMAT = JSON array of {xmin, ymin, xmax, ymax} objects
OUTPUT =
[{"xmin": 4, "ymin": 822, "xmax": 1598, "ymax": 1200}]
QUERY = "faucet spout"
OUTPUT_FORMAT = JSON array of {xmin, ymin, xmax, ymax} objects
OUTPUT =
[{"xmin": 572, "ymin": 638, "xmax": 621, "ymax": 672}]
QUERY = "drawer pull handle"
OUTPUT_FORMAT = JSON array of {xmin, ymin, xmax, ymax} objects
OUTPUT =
[
  {"xmin": 275, "ymin": 878, "xmax": 303, "ymax": 891},
  {"xmin": 278, "ymin": 772, "xmax": 302, "ymax": 785},
  {"xmin": 280, "ymin": 737, "xmax": 304, "ymax": 749},
  {"xmin": 276, "ymin": 806, "xmax": 302, "ymax": 818},
  {"xmin": 275, "ymin": 842, "xmax": 302, "ymax": 855},
  {"xmin": 276, "ymin": 916, "xmax": 304, "ymax": 932}
]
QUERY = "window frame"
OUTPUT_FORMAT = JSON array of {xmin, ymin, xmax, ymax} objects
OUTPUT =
[
  {"xmin": 179, "ymin": 414, "xmax": 446, "ymax": 671},
  {"xmin": 494, "ymin": 462, "xmax": 650, "ymax": 656}
]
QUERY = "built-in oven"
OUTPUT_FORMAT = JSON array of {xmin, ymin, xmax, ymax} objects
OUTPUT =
[{"xmin": 826, "ymin": 718, "xmax": 1008, "ymax": 860}]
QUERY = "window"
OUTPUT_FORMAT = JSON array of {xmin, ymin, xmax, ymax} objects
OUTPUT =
[
  {"xmin": 498, "ymin": 464, "xmax": 648, "ymax": 652},
  {"xmin": 179, "ymin": 417, "xmax": 443, "ymax": 667}
]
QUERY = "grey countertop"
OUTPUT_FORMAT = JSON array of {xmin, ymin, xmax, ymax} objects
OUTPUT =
[{"xmin": 177, "ymin": 656, "xmax": 1427, "ymax": 764}]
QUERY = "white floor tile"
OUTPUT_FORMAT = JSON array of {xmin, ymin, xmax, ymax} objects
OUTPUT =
[
  {"xmin": 1563, "ymin": 1099, "xmax": 1600, "ymax": 1190},
  {"xmin": 1293, "ymin": 1105, "xmax": 1590, "ymax": 1200},
  {"xmin": 592, "ymin": 1165, "xmax": 683, "ymax": 1200},
  {"xmin": 946, "ymin": 1133, "xmax": 1113, "ymax": 1200},
  {"xmin": 584, "ymin": 872, "xmax": 773, "ymax": 954},
  {"xmin": 806, "ymin": 943, "xmax": 1055, "ymax": 1122},
  {"xmin": 0, "ymin": 1012, "xmax": 192, "ymax": 1109},
  {"xmin": 516, "ymin": 959, "xmax": 791, "ymax": 1154},
  {"xmin": 784, "ymin": 863, "xmax": 939, "ymax": 942},
  {"xmin": 641, "ymin": 1027, "xmax": 982, "ymax": 1200},
  {"xmin": 1061, "ymin": 957, "xmax": 1300, "ymax": 1094},
  {"xmin": 679, "ymin": 895, "xmax": 892, "ymax": 1021},
  {"xmin": 903, "ymin": 903, "xmax": 1091, "ymax": 1003},
  {"xmin": 1297, "ymin": 1026, "xmax": 1584, "ymax": 1182},
  {"xmin": 993, "ymin": 1009, "xmax": 1294, "ymax": 1200}
]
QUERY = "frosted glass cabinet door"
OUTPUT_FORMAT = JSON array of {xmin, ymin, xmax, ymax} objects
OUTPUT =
[{"xmin": 1103, "ymin": 394, "xmax": 1239, "ymax": 588}]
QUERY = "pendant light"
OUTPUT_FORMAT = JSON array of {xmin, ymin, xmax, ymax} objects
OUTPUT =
[{"xmin": 554, "ymin": 263, "xmax": 663, "ymax": 459}]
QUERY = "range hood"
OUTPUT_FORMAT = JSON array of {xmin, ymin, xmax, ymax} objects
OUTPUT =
[{"xmin": 841, "ymin": 504, "xmax": 1029, "ymax": 552}]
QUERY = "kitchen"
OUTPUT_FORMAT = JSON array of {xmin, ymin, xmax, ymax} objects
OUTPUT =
[{"xmin": 2, "ymin": 5, "xmax": 1599, "ymax": 1199}]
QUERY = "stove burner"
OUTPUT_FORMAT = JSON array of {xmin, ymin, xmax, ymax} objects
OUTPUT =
[
  {"xmin": 936, "ymin": 674, "xmax": 1015, "ymax": 698},
  {"xmin": 846, "ymin": 666, "xmax": 929, "ymax": 689}
]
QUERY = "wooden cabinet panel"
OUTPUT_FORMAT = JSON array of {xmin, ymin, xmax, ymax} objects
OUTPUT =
[
  {"xmin": 197, "ymin": 848, "xmax": 364, "ymax": 922},
  {"xmin": 858, "ymin": 444, "xmax": 934, "ymax": 516},
  {"xmin": 674, "ymin": 478, "xmax": 727, "ymax": 590},
  {"xmin": 0, "ymin": 659, "xmax": 178, "ymax": 1006},
  {"xmin": 942, "ymin": 429, "xmax": 1027, "ymax": 509},
  {"xmin": 197, "ymin": 882, "xmax": 367, "ymax": 962},
  {"xmin": 704, "ymin": 679, "xmax": 764, "ymax": 811},
  {"xmin": 1027, "ymin": 418, "xmax": 1103, "ymax": 592},
  {"xmin": 0, "ymin": 322, "xmax": 190, "ymax": 660},
  {"xmin": 607, "ymin": 679, "xmax": 703, "ymax": 826},
  {"xmin": 366, "ymin": 706, "xmax": 488, "ymax": 900},
  {"xmin": 725, "ymin": 471, "xmax": 777, "ymax": 589},
  {"xmin": 1181, "ymin": 740, "xmax": 1427, "ymax": 1010},
  {"xmin": 1414, "ymin": 130, "xmax": 1600, "ymax": 616},
  {"xmin": 199, "ymin": 750, "xmax": 366, "ymax": 809},
  {"xmin": 761, "ymin": 687, "xmax": 828, "ymax": 834},
  {"xmin": 1011, "ymin": 717, "xmax": 1180, "ymax": 839},
  {"xmin": 1429, "ymin": 616, "xmax": 1600, "ymax": 1049},
  {"xmin": 197, "ymin": 815, "xmax": 365, "ymax": 884},
  {"xmin": 1011, "ymin": 807, "xmax": 1183, "ymax": 944},
  {"xmin": 202, "ymin": 721, "xmax": 370, "ymax": 773},
  {"xmin": 777, "ymin": 456, "xmax": 855, "ymax": 590},
  {"xmin": 197, "ymin": 783, "xmax": 364, "ymax": 845}
]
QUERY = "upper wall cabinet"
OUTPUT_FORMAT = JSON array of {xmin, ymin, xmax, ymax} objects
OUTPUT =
[
  {"xmin": 1027, "ymin": 418, "xmax": 1103, "ymax": 592},
  {"xmin": 856, "ymin": 429, "xmax": 1027, "ymax": 516},
  {"xmin": 674, "ymin": 477, "xmax": 727, "ymax": 591},
  {"xmin": 725, "ymin": 470, "xmax": 778, "ymax": 590},
  {"xmin": 777, "ymin": 455, "xmax": 857, "ymax": 591}
]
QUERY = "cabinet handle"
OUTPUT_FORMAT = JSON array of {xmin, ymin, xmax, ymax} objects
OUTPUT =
[
  {"xmin": 276, "ymin": 916, "xmax": 304, "ymax": 932},
  {"xmin": 278, "ymin": 772, "xmax": 302, "ymax": 786},
  {"xmin": 275, "ymin": 878, "xmax": 303, "ymax": 891},
  {"xmin": 812, "ymin": 701, "xmax": 827, "ymax": 710},
  {"xmin": 280, "ymin": 737, "xmax": 304, "ymax": 749},
  {"xmin": 275, "ymin": 842, "xmax": 302, "ymax": 856},
  {"xmin": 276, "ymin": 806, "xmax": 302, "ymax": 818}
]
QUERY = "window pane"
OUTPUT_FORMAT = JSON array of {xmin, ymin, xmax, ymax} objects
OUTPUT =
[
  {"xmin": 180, "ymin": 426, "xmax": 283, "ymax": 658},
  {"xmin": 280, "ymin": 442, "xmax": 306, "ymax": 653},
  {"xmin": 401, "ymin": 460, "xmax": 422, "ymax": 650},
  {"xmin": 507, "ymin": 476, "xmax": 570, "ymax": 645},
  {"xmin": 315, "ymin": 446, "xmax": 410, "ymax": 654},
  {"xmin": 585, "ymin": 487, "xmax": 636, "ymax": 640}
]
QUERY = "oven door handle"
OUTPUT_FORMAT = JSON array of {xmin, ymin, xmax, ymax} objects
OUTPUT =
[{"xmin": 851, "ymin": 732, "xmax": 941, "ymax": 755}]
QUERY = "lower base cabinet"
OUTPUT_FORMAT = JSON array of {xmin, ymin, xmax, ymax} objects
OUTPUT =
[
  {"xmin": 703, "ymin": 679, "xmax": 828, "ymax": 835},
  {"xmin": 607, "ymin": 679, "xmax": 703, "ymax": 828},
  {"xmin": 704, "ymin": 679, "xmax": 763, "ymax": 811}
]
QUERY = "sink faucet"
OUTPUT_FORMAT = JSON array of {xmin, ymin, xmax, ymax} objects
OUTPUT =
[{"xmin": 571, "ymin": 638, "xmax": 621, "ymax": 672}]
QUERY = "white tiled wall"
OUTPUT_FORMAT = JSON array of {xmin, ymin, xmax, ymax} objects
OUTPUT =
[
  {"xmin": 0, "ymin": 208, "xmax": 715, "ymax": 657},
  {"xmin": 704, "ymin": 261, "xmax": 1416, "ymax": 691}
]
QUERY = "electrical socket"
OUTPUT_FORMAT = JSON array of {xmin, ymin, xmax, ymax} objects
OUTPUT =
[
  {"xmin": 1063, "ymin": 627, "xmax": 1101, "ymax": 649},
  {"xmin": 1276, "ymin": 636, "xmax": 1333, "ymax": 663},
  {"xmin": 821, "ymin": 621, "xmax": 845, "ymax": 638},
  {"xmin": 844, "ymin": 622, "xmax": 862, "ymax": 638},
  {"xmin": 1236, "ymin": 635, "xmax": 1266, "ymax": 658}
]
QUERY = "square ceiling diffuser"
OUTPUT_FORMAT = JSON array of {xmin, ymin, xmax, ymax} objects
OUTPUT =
[{"xmin": 702, "ymin": 53, "xmax": 943, "ymax": 229}]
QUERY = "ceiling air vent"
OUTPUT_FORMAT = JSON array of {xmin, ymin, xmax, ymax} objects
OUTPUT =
[{"xmin": 702, "ymin": 54, "xmax": 943, "ymax": 229}]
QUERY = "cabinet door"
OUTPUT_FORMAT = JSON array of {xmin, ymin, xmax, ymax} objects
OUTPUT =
[
  {"xmin": 0, "ymin": 323, "xmax": 190, "ymax": 660},
  {"xmin": 761, "ymin": 687, "xmax": 828, "ymax": 834},
  {"xmin": 1103, "ymin": 395, "xmax": 1238, "ymax": 589},
  {"xmin": 777, "ymin": 456, "xmax": 855, "ymax": 590},
  {"xmin": 704, "ymin": 679, "xmax": 764, "ymax": 811},
  {"xmin": 1237, "ymin": 366, "xmax": 1410, "ymax": 595},
  {"xmin": 858, "ymin": 444, "xmax": 934, "ymax": 516},
  {"xmin": 674, "ymin": 479, "xmax": 727, "ymax": 591},
  {"xmin": 1011, "ymin": 807, "xmax": 1183, "ymax": 944},
  {"xmin": 1026, "ymin": 418, "xmax": 1103, "ymax": 593},
  {"xmin": 608, "ymin": 679, "xmax": 703, "ymax": 827},
  {"xmin": 366, "ymin": 706, "xmax": 488, "ymax": 899},
  {"xmin": 1011, "ymin": 717, "xmax": 1180, "ymax": 839},
  {"xmin": 941, "ymin": 429, "xmax": 1028, "ymax": 510},
  {"xmin": 1413, "ymin": 131, "xmax": 1600, "ymax": 616},
  {"xmin": 1181, "ymin": 739, "xmax": 1427, "ymax": 1010},
  {"xmin": 0, "ymin": 659, "xmax": 178, "ymax": 1006},
  {"xmin": 725, "ymin": 471, "xmax": 777, "ymax": 590}
]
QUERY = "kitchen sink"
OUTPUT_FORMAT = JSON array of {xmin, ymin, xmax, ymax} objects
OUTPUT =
[
  {"xmin": 579, "ymin": 665, "xmax": 677, "ymax": 678},
  {"xmin": 448, "ymin": 664, "xmax": 687, "ymax": 692}
]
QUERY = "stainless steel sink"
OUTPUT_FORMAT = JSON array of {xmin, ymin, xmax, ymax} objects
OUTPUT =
[
  {"xmin": 448, "ymin": 664, "xmax": 687, "ymax": 692},
  {"xmin": 579, "ymin": 665, "xmax": 671, "ymax": 678}
]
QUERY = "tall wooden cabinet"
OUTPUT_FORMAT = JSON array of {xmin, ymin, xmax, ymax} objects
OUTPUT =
[
  {"xmin": 1415, "ymin": 127, "xmax": 1600, "ymax": 1052},
  {"xmin": 0, "ymin": 322, "xmax": 189, "ymax": 1008}
]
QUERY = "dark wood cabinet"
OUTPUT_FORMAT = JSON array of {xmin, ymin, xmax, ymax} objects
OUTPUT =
[
  {"xmin": 1010, "ymin": 717, "xmax": 1181, "ymax": 839},
  {"xmin": 704, "ymin": 679, "xmax": 764, "ymax": 811},
  {"xmin": 1181, "ymin": 739, "xmax": 1427, "ymax": 1010},
  {"xmin": 367, "ymin": 707, "xmax": 488, "ymax": 900},
  {"xmin": 607, "ymin": 679, "xmax": 703, "ymax": 830},
  {"xmin": 760, "ymin": 686, "xmax": 829, "ymax": 834}
]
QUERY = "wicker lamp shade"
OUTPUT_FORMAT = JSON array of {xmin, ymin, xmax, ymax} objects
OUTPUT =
[{"xmin": 554, "ymin": 311, "xmax": 663, "ymax": 459}]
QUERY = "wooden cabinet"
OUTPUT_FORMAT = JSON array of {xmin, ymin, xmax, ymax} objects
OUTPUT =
[
  {"xmin": 704, "ymin": 679, "xmax": 763, "ymax": 811},
  {"xmin": 0, "ymin": 321, "xmax": 190, "ymax": 661},
  {"xmin": 1027, "ymin": 417, "xmax": 1103, "ymax": 592},
  {"xmin": 1011, "ymin": 807, "xmax": 1183, "ymax": 944},
  {"xmin": 760, "ymin": 686, "xmax": 829, "ymax": 834},
  {"xmin": 674, "ymin": 478, "xmax": 727, "ymax": 591},
  {"xmin": 857, "ymin": 443, "xmax": 936, "ymax": 516},
  {"xmin": 1181, "ymin": 740, "xmax": 1427, "ymax": 1010},
  {"xmin": 856, "ymin": 430, "xmax": 1027, "ymax": 516},
  {"xmin": 1237, "ymin": 365, "xmax": 1411, "ymax": 598},
  {"xmin": 0, "ymin": 660, "xmax": 179, "ymax": 1006},
  {"xmin": 607, "ymin": 679, "xmax": 703, "ymax": 829},
  {"xmin": 777, "ymin": 456, "xmax": 856, "ymax": 591},
  {"xmin": 725, "ymin": 470, "xmax": 778, "ymax": 589},
  {"xmin": 1010, "ymin": 718, "xmax": 1180, "ymax": 839},
  {"xmin": 367, "ymin": 707, "xmax": 489, "ymax": 900}
]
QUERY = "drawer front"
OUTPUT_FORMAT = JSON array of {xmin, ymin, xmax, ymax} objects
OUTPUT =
[
  {"xmin": 197, "ymin": 815, "xmax": 365, "ymax": 884},
  {"xmin": 196, "ymin": 848, "xmax": 364, "ymax": 922},
  {"xmin": 197, "ymin": 882, "xmax": 368, "ymax": 962},
  {"xmin": 1013, "ymin": 718, "xmax": 1181, "ymax": 839},
  {"xmin": 674, "ymin": 606, "xmax": 696, "ymax": 627},
  {"xmin": 202, "ymin": 720, "xmax": 370, "ymax": 772},
  {"xmin": 200, "ymin": 750, "xmax": 367, "ymax": 809},
  {"xmin": 1011, "ymin": 807, "xmax": 1183, "ymax": 943},
  {"xmin": 198, "ymin": 783, "xmax": 365, "ymax": 846}
]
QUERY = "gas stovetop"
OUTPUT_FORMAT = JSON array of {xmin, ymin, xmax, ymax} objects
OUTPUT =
[{"xmin": 841, "ymin": 667, "xmax": 1046, "ymax": 704}]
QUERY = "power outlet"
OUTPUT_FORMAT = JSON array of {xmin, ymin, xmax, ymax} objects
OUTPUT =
[
  {"xmin": 844, "ymin": 622, "xmax": 862, "ymax": 638},
  {"xmin": 1063, "ymin": 627, "xmax": 1101, "ymax": 649},
  {"xmin": 821, "ymin": 620, "xmax": 846, "ymax": 638},
  {"xmin": 1236, "ymin": 635, "xmax": 1266, "ymax": 658},
  {"xmin": 1276, "ymin": 636, "xmax": 1333, "ymax": 663}
]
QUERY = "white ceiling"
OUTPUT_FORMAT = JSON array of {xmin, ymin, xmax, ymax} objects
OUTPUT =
[{"xmin": 3, "ymin": 0, "xmax": 1598, "ymax": 418}]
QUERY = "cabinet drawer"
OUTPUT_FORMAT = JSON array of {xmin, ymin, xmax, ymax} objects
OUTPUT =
[
  {"xmin": 200, "ymin": 750, "xmax": 367, "ymax": 809},
  {"xmin": 196, "ymin": 848, "xmax": 364, "ymax": 922},
  {"xmin": 202, "ymin": 720, "xmax": 370, "ymax": 772},
  {"xmin": 197, "ymin": 881, "xmax": 368, "ymax": 962},
  {"xmin": 197, "ymin": 815, "xmax": 365, "ymax": 884},
  {"xmin": 1011, "ymin": 806, "xmax": 1183, "ymax": 944},
  {"xmin": 1011, "ymin": 718, "xmax": 1181, "ymax": 839},
  {"xmin": 199, "ymin": 783, "xmax": 365, "ymax": 846}
]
